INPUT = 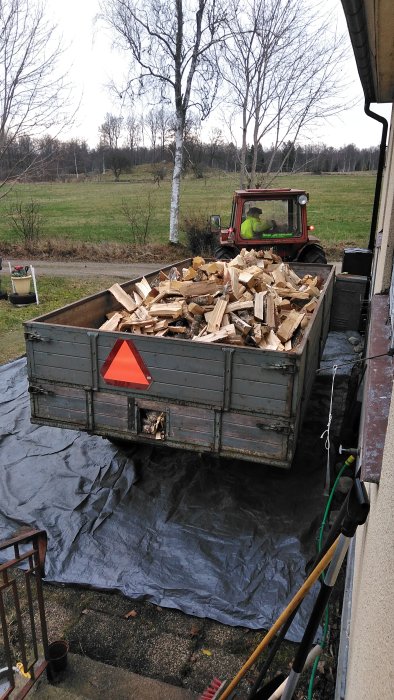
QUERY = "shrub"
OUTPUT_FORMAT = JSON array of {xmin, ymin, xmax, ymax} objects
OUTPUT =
[
  {"xmin": 121, "ymin": 194, "xmax": 152, "ymax": 245},
  {"xmin": 183, "ymin": 214, "xmax": 215, "ymax": 256},
  {"xmin": 8, "ymin": 198, "xmax": 42, "ymax": 251}
]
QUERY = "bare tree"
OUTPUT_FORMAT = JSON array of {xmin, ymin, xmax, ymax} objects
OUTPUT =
[
  {"xmin": 207, "ymin": 127, "xmax": 224, "ymax": 168},
  {"xmin": 99, "ymin": 113, "xmax": 127, "ymax": 180},
  {"xmin": 0, "ymin": 0, "xmax": 72, "ymax": 193},
  {"xmin": 99, "ymin": 113, "xmax": 124, "ymax": 150},
  {"xmin": 221, "ymin": 0, "xmax": 351, "ymax": 188},
  {"xmin": 146, "ymin": 108, "xmax": 159, "ymax": 160},
  {"xmin": 101, "ymin": 0, "xmax": 227, "ymax": 243},
  {"xmin": 125, "ymin": 112, "xmax": 141, "ymax": 162}
]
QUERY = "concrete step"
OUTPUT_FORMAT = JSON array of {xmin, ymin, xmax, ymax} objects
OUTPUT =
[{"xmin": 30, "ymin": 653, "xmax": 198, "ymax": 700}]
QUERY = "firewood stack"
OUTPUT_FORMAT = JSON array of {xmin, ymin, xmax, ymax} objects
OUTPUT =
[{"xmin": 100, "ymin": 249, "xmax": 324, "ymax": 351}]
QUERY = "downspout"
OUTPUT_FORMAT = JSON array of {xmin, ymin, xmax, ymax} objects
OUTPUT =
[{"xmin": 364, "ymin": 103, "xmax": 388, "ymax": 251}]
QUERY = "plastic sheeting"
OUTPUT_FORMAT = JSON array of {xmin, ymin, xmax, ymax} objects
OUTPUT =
[{"xmin": 0, "ymin": 357, "xmax": 331, "ymax": 642}]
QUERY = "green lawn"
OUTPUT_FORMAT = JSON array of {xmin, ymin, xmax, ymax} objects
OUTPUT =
[
  {"xmin": 0, "ymin": 170, "xmax": 376, "ymax": 249},
  {"xmin": 0, "ymin": 169, "xmax": 377, "ymax": 364},
  {"xmin": 0, "ymin": 276, "xmax": 116, "ymax": 365}
]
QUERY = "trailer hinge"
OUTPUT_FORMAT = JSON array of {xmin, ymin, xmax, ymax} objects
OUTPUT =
[
  {"xmin": 266, "ymin": 363, "xmax": 295, "ymax": 374},
  {"xmin": 258, "ymin": 422, "xmax": 291, "ymax": 435},
  {"xmin": 28, "ymin": 385, "xmax": 54, "ymax": 396},
  {"xmin": 24, "ymin": 331, "xmax": 50, "ymax": 342}
]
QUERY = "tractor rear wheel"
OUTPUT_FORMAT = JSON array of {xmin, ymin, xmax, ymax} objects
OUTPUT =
[
  {"xmin": 215, "ymin": 246, "xmax": 237, "ymax": 261},
  {"xmin": 300, "ymin": 247, "xmax": 327, "ymax": 264}
]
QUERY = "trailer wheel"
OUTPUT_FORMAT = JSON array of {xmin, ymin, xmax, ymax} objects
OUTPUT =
[
  {"xmin": 9, "ymin": 292, "xmax": 36, "ymax": 305},
  {"xmin": 215, "ymin": 246, "xmax": 237, "ymax": 261},
  {"xmin": 299, "ymin": 247, "xmax": 327, "ymax": 264}
]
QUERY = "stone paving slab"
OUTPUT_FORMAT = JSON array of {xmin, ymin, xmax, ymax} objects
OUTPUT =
[{"xmin": 31, "ymin": 653, "xmax": 197, "ymax": 700}]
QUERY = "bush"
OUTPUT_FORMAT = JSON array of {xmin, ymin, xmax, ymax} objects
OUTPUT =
[
  {"xmin": 8, "ymin": 198, "xmax": 43, "ymax": 251},
  {"xmin": 121, "ymin": 194, "xmax": 152, "ymax": 245},
  {"xmin": 183, "ymin": 214, "xmax": 215, "ymax": 256}
]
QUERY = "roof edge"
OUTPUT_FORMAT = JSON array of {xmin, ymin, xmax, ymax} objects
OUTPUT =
[{"xmin": 340, "ymin": 0, "xmax": 376, "ymax": 102}]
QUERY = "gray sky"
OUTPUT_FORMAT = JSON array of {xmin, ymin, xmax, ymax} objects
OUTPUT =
[{"xmin": 46, "ymin": 0, "xmax": 391, "ymax": 150}]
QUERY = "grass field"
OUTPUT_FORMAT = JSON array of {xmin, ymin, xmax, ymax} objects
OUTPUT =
[
  {"xmin": 0, "ymin": 169, "xmax": 376, "ymax": 249},
  {"xmin": 0, "ymin": 277, "xmax": 116, "ymax": 364},
  {"xmin": 0, "ymin": 169, "xmax": 377, "ymax": 365}
]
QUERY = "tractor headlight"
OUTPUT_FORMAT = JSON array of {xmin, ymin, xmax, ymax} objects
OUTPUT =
[{"xmin": 298, "ymin": 194, "xmax": 308, "ymax": 206}]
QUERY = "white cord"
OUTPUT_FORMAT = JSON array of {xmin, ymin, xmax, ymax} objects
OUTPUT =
[{"xmin": 320, "ymin": 364, "xmax": 337, "ymax": 495}]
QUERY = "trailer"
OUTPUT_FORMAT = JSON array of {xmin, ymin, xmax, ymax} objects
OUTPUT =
[{"xmin": 24, "ymin": 260, "xmax": 335, "ymax": 469}]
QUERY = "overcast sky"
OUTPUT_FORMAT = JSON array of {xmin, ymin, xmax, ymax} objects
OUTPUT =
[{"xmin": 46, "ymin": 0, "xmax": 391, "ymax": 150}]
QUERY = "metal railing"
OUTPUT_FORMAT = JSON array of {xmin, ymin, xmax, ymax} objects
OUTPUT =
[{"xmin": 0, "ymin": 529, "xmax": 49, "ymax": 699}]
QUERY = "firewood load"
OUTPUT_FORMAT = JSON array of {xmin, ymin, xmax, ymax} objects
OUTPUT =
[{"xmin": 100, "ymin": 249, "xmax": 324, "ymax": 352}]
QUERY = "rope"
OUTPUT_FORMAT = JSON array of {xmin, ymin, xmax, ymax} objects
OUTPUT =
[
  {"xmin": 320, "ymin": 365, "xmax": 337, "ymax": 495},
  {"xmin": 315, "ymin": 351, "xmax": 391, "ymax": 373}
]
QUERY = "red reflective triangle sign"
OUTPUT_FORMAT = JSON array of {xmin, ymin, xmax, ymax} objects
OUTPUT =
[{"xmin": 101, "ymin": 339, "xmax": 152, "ymax": 389}]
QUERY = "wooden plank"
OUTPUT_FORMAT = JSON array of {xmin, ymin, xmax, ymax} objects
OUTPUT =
[
  {"xmin": 227, "ymin": 300, "xmax": 254, "ymax": 313},
  {"xmin": 228, "ymin": 266, "xmax": 242, "ymax": 300},
  {"xmin": 206, "ymin": 298, "xmax": 228, "ymax": 332},
  {"xmin": 265, "ymin": 330, "xmax": 283, "ymax": 351},
  {"xmin": 149, "ymin": 302, "xmax": 183, "ymax": 318},
  {"xmin": 192, "ymin": 256, "xmax": 205, "ymax": 269},
  {"xmin": 188, "ymin": 302, "xmax": 205, "ymax": 315},
  {"xmin": 266, "ymin": 293, "xmax": 276, "ymax": 328},
  {"xmin": 229, "ymin": 312, "xmax": 251, "ymax": 336},
  {"xmin": 277, "ymin": 310, "xmax": 305, "ymax": 342},
  {"xmin": 254, "ymin": 292, "xmax": 266, "ymax": 321},
  {"xmin": 303, "ymin": 299, "xmax": 318, "ymax": 313},
  {"xmin": 193, "ymin": 323, "xmax": 236, "ymax": 343},
  {"xmin": 108, "ymin": 284, "xmax": 136, "ymax": 313},
  {"xmin": 135, "ymin": 276, "xmax": 152, "ymax": 299},
  {"xmin": 182, "ymin": 266, "xmax": 198, "ymax": 280},
  {"xmin": 179, "ymin": 280, "xmax": 224, "ymax": 297},
  {"xmin": 99, "ymin": 312, "xmax": 123, "ymax": 331}
]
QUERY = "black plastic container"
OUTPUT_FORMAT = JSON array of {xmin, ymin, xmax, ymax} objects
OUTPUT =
[
  {"xmin": 342, "ymin": 248, "xmax": 373, "ymax": 277},
  {"xmin": 48, "ymin": 640, "xmax": 69, "ymax": 673}
]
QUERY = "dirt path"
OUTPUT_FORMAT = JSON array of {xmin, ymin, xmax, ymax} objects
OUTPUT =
[{"xmin": 9, "ymin": 260, "xmax": 163, "ymax": 279}]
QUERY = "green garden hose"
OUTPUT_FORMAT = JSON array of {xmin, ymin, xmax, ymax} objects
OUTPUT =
[{"xmin": 307, "ymin": 455, "xmax": 355, "ymax": 699}]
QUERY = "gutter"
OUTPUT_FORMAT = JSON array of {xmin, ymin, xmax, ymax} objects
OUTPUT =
[
  {"xmin": 340, "ymin": 0, "xmax": 376, "ymax": 103},
  {"xmin": 364, "ymin": 104, "xmax": 389, "ymax": 250},
  {"xmin": 340, "ymin": 2, "xmax": 389, "ymax": 250}
]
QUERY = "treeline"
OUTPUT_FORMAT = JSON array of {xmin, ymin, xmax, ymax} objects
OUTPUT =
[{"xmin": 0, "ymin": 134, "xmax": 380, "ymax": 183}]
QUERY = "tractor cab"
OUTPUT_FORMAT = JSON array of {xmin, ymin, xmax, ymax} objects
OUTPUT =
[{"xmin": 211, "ymin": 188, "xmax": 326, "ymax": 264}]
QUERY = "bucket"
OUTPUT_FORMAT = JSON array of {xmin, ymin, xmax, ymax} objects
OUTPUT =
[
  {"xmin": 47, "ymin": 640, "xmax": 69, "ymax": 673},
  {"xmin": 11, "ymin": 275, "xmax": 31, "ymax": 295}
]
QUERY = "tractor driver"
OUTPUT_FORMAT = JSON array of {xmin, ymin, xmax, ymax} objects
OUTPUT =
[{"xmin": 241, "ymin": 206, "xmax": 271, "ymax": 239}]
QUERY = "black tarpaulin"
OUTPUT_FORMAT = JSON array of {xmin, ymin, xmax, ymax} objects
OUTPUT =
[{"xmin": 0, "ymin": 357, "xmax": 330, "ymax": 642}]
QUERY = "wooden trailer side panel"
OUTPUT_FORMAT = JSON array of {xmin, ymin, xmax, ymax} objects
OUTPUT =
[{"xmin": 25, "ymin": 262, "xmax": 335, "ymax": 468}]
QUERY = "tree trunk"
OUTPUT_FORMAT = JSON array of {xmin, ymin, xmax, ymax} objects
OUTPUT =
[
  {"xmin": 250, "ymin": 143, "xmax": 258, "ymax": 189},
  {"xmin": 169, "ymin": 115, "xmax": 184, "ymax": 244},
  {"xmin": 240, "ymin": 119, "xmax": 248, "ymax": 188}
]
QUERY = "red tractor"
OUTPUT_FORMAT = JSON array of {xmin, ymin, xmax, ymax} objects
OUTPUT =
[{"xmin": 211, "ymin": 188, "xmax": 326, "ymax": 264}]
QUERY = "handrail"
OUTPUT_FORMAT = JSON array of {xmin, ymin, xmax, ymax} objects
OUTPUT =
[
  {"xmin": 0, "ymin": 529, "xmax": 49, "ymax": 699},
  {"xmin": 0, "ymin": 530, "xmax": 47, "ymax": 578}
]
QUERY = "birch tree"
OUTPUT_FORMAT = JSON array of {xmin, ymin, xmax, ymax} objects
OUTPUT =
[
  {"xmin": 101, "ymin": 0, "xmax": 226, "ymax": 243},
  {"xmin": 0, "ymin": 0, "xmax": 72, "ymax": 191},
  {"xmin": 222, "ymin": 0, "xmax": 350, "ymax": 187}
]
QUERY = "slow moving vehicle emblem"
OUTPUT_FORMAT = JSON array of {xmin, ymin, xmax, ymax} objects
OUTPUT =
[{"xmin": 101, "ymin": 339, "xmax": 152, "ymax": 389}]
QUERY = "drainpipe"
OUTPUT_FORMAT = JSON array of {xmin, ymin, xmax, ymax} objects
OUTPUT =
[{"xmin": 364, "ymin": 104, "xmax": 388, "ymax": 251}]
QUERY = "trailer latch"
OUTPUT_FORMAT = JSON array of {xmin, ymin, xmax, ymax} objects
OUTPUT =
[
  {"xmin": 258, "ymin": 422, "xmax": 291, "ymax": 435},
  {"xmin": 28, "ymin": 385, "xmax": 54, "ymax": 396},
  {"xmin": 266, "ymin": 363, "xmax": 295, "ymax": 374},
  {"xmin": 24, "ymin": 331, "xmax": 50, "ymax": 342}
]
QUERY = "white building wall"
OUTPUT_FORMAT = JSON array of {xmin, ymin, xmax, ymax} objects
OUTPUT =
[
  {"xmin": 374, "ymin": 105, "xmax": 394, "ymax": 294},
  {"xmin": 345, "ymin": 103, "xmax": 394, "ymax": 700}
]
